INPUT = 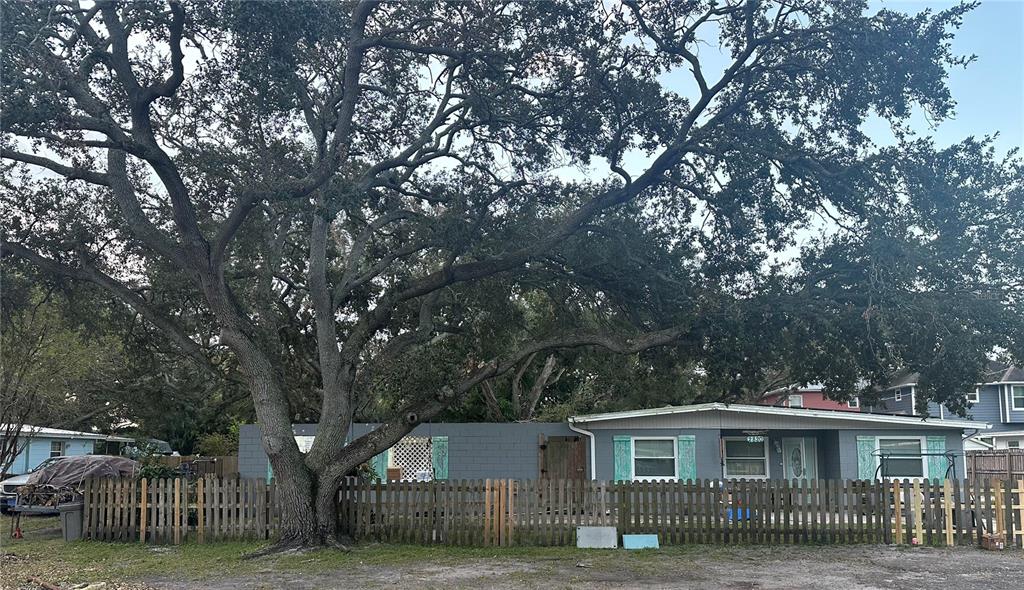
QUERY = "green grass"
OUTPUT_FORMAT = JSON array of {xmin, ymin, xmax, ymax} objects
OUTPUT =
[
  {"xmin": 6, "ymin": 516, "xmax": 925, "ymax": 587},
  {"xmin": 0, "ymin": 515, "xmax": 714, "ymax": 586}
]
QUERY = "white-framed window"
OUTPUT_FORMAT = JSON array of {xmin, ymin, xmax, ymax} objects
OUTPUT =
[
  {"xmin": 49, "ymin": 441, "xmax": 65, "ymax": 458},
  {"xmin": 965, "ymin": 388, "xmax": 980, "ymax": 404},
  {"xmin": 787, "ymin": 395, "xmax": 804, "ymax": 408},
  {"xmin": 631, "ymin": 438, "xmax": 677, "ymax": 481},
  {"xmin": 723, "ymin": 437, "xmax": 769, "ymax": 479},
  {"xmin": 894, "ymin": 389, "xmax": 903, "ymax": 402},
  {"xmin": 847, "ymin": 398, "xmax": 860, "ymax": 409},
  {"xmin": 876, "ymin": 437, "xmax": 926, "ymax": 479},
  {"xmin": 1007, "ymin": 440, "xmax": 1021, "ymax": 449},
  {"xmin": 1011, "ymin": 385, "xmax": 1024, "ymax": 411}
]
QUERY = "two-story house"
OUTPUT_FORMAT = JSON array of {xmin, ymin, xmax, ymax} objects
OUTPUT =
[
  {"xmin": 758, "ymin": 385, "xmax": 861, "ymax": 412},
  {"xmin": 859, "ymin": 363, "xmax": 1024, "ymax": 450}
]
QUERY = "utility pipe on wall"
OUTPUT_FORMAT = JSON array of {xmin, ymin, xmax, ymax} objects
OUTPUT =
[{"xmin": 567, "ymin": 418, "xmax": 597, "ymax": 480}]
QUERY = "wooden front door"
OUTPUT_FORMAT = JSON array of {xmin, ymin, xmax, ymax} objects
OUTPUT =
[{"xmin": 539, "ymin": 435, "xmax": 586, "ymax": 479}]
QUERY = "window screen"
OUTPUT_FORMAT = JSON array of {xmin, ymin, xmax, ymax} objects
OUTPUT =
[
  {"xmin": 633, "ymin": 439, "xmax": 675, "ymax": 479},
  {"xmin": 879, "ymin": 438, "xmax": 924, "ymax": 477},
  {"xmin": 724, "ymin": 439, "xmax": 767, "ymax": 477}
]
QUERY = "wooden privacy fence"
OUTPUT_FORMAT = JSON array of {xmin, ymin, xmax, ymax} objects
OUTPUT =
[
  {"xmin": 83, "ymin": 477, "xmax": 1024, "ymax": 548},
  {"xmin": 967, "ymin": 450, "xmax": 1024, "ymax": 481},
  {"xmin": 82, "ymin": 477, "xmax": 281, "ymax": 543},
  {"xmin": 338, "ymin": 478, "xmax": 1024, "ymax": 548}
]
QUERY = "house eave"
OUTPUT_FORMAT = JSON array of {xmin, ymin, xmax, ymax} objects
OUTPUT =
[{"xmin": 569, "ymin": 402, "xmax": 991, "ymax": 430}]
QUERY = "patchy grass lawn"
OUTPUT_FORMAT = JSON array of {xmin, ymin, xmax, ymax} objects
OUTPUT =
[
  {"xmin": 0, "ymin": 514, "xmax": 696, "ymax": 588},
  {"xmin": 3, "ymin": 514, "xmax": 1024, "ymax": 589}
]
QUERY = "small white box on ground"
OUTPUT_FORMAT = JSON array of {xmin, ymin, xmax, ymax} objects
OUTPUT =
[{"xmin": 576, "ymin": 526, "xmax": 617, "ymax": 549}]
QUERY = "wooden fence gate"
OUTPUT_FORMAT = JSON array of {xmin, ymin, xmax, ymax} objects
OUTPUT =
[{"xmin": 539, "ymin": 435, "xmax": 586, "ymax": 480}]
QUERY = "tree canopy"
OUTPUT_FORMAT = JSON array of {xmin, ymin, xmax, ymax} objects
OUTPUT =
[{"xmin": 2, "ymin": 0, "xmax": 1021, "ymax": 546}]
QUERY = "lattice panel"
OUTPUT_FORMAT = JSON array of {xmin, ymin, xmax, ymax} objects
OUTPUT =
[{"xmin": 390, "ymin": 436, "xmax": 433, "ymax": 480}]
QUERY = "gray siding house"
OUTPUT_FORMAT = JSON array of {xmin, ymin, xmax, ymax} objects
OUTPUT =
[
  {"xmin": 859, "ymin": 364, "xmax": 1024, "ymax": 449},
  {"xmin": 569, "ymin": 403, "xmax": 984, "ymax": 482},
  {"xmin": 240, "ymin": 403, "xmax": 987, "ymax": 483},
  {"xmin": 239, "ymin": 422, "xmax": 576, "ymax": 481}
]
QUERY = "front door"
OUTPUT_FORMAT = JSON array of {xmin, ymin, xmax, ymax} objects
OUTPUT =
[{"xmin": 782, "ymin": 437, "xmax": 817, "ymax": 480}]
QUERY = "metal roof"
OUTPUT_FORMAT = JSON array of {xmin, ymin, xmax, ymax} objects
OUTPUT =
[
  {"xmin": 569, "ymin": 402, "xmax": 990, "ymax": 430},
  {"xmin": 5, "ymin": 425, "xmax": 134, "ymax": 442}
]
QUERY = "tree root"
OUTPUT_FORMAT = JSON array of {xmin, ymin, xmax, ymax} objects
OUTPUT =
[{"xmin": 243, "ymin": 535, "xmax": 350, "ymax": 559}]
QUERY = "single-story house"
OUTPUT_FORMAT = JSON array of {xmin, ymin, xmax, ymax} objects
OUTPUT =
[
  {"xmin": 569, "ymin": 403, "xmax": 988, "ymax": 481},
  {"xmin": 3, "ymin": 425, "xmax": 134, "ymax": 476},
  {"xmin": 239, "ymin": 403, "xmax": 989, "ymax": 482}
]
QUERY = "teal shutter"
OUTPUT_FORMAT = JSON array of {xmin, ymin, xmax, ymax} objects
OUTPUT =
[
  {"xmin": 431, "ymin": 436, "xmax": 449, "ymax": 480},
  {"xmin": 856, "ymin": 436, "xmax": 877, "ymax": 480},
  {"xmin": 613, "ymin": 435, "xmax": 632, "ymax": 481},
  {"xmin": 677, "ymin": 435, "xmax": 697, "ymax": 481},
  {"xmin": 926, "ymin": 436, "xmax": 946, "ymax": 482},
  {"xmin": 371, "ymin": 450, "xmax": 389, "ymax": 481},
  {"xmin": 265, "ymin": 460, "xmax": 274, "ymax": 483}
]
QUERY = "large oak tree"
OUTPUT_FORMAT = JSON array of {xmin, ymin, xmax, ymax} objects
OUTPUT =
[{"xmin": 2, "ymin": 0, "xmax": 1021, "ymax": 548}]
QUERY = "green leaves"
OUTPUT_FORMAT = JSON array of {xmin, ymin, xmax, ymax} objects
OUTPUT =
[{"xmin": 2, "ymin": 0, "xmax": 1020, "ymax": 430}]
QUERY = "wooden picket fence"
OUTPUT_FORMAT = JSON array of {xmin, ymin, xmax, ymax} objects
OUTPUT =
[
  {"xmin": 83, "ymin": 476, "xmax": 1024, "ymax": 548},
  {"xmin": 338, "ymin": 478, "xmax": 1024, "ymax": 548},
  {"xmin": 82, "ymin": 477, "xmax": 281, "ymax": 543}
]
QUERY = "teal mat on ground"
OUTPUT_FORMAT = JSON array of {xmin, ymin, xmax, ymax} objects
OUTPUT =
[{"xmin": 622, "ymin": 534, "xmax": 659, "ymax": 549}]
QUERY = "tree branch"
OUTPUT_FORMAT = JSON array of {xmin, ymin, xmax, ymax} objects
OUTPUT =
[{"xmin": 1, "ymin": 241, "xmax": 216, "ymax": 377}]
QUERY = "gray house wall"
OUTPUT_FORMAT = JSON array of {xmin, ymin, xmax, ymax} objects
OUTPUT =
[
  {"xmin": 834, "ymin": 429, "xmax": 966, "ymax": 480},
  {"xmin": 239, "ymin": 422, "xmax": 574, "ymax": 480},
  {"xmin": 861, "ymin": 382, "xmax": 1019, "ymax": 431},
  {"xmin": 817, "ymin": 431, "xmax": 841, "ymax": 479},
  {"xmin": 999, "ymin": 384, "xmax": 1024, "ymax": 426},
  {"xmin": 965, "ymin": 384, "xmax": 1004, "ymax": 430},
  {"xmin": 590, "ymin": 428, "xmax": 722, "ymax": 481},
  {"xmin": 863, "ymin": 386, "xmax": 915, "ymax": 415},
  {"xmin": 587, "ymin": 422, "xmax": 968, "ymax": 481}
]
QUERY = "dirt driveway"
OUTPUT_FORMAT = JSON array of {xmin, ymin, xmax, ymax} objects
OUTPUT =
[{"xmin": 146, "ymin": 545, "xmax": 1024, "ymax": 590}]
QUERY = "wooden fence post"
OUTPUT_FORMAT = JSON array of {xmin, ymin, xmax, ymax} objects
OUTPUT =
[
  {"xmin": 943, "ymin": 479, "xmax": 954, "ymax": 547},
  {"xmin": 994, "ymin": 480, "xmax": 1006, "ymax": 539},
  {"xmin": 173, "ymin": 477, "xmax": 181, "ymax": 545},
  {"xmin": 197, "ymin": 477, "xmax": 205, "ymax": 544},
  {"xmin": 139, "ymin": 478, "xmax": 148, "ymax": 543},
  {"xmin": 1014, "ymin": 479, "xmax": 1024, "ymax": 548}
]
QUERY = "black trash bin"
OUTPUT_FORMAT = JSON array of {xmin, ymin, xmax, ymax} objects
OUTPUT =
[{"xmin": 58, "ymin": 502, "xmax": 84, "ymax": 541}]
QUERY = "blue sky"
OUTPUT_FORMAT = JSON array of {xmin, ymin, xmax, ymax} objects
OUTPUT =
[
  {"xmin": 613, "ymin": 0, "xmax": 1023, "ymax": 178},
  {"xmin": 867, "ymin": 0, "xmax": 1024, "ymax": 156}
]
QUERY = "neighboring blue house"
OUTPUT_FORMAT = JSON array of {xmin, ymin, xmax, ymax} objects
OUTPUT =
[
  {"xmin": 3, "ymin": 425, "xmax": 133, "ymax": 476},
  {"xmin": 859, "ymin": 363, "xmax": 1024, "ymax": 450}
]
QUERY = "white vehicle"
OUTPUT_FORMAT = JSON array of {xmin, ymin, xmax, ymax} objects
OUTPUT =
[{"xmin": 0, "ymin": 457, "xmax": 70, "ymax": 513}]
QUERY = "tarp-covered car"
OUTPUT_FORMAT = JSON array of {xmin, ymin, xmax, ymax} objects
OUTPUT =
[
  {"xmin": 9, "ymin": 455, "xmax": 137, "ymax": 514},
  {"xmin": 1, "ymin": 457, "xmax": 70, "ymax": 513}
]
